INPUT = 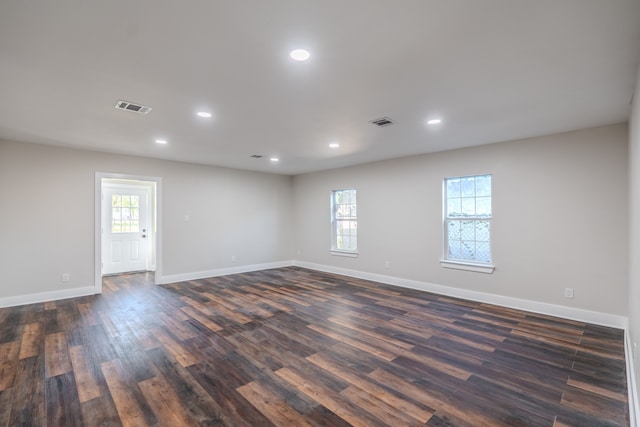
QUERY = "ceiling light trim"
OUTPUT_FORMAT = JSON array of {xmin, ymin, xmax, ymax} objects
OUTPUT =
[{"xmin": 290, "ymin": 49, "xmax": 311, "ymax": 61}]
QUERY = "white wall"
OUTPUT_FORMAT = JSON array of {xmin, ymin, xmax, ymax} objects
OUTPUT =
[
  {"xmin": 0, "ymin": 123, "xmax": 630, "ymax": 319},
  {"xmin": 628, "ymin": 65, "xmax": 640, "ymax": 410},
  {"xmin": 293, "ymin": 124, "xmax": 628, "ymax": 316},
  {"xmin": 0, "ymin": 140, "xmax": 294, "ymax": 300}
]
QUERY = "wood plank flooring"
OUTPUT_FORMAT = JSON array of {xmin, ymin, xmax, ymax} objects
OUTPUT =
[{"xmin": 0, "ymin": 267, "xmax": 629, "ymax": 426}]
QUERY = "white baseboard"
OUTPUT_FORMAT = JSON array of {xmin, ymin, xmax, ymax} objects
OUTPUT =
[
  {"xmin": 0, "ymin": 286, "xmax": 99, "ymax": 308},
  {"xmin": 294, "ymin": 260, "xmax": 628, "ymax": 329},
  {"xmin": 156, "ymin": 260, "xmax": 295, "ymax": 284},
  {"xmin": 1, "ymin": 261, "xmax": 628, "ymax": 329},
  {"xmin": 626, "ymin": 330, "xmax": 639, "ymax": 427}
]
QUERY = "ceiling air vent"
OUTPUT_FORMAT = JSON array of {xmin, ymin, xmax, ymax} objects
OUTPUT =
[
  {"xmin": 250, "ymin": 155, "xmax": 264, "ymax": 158},
  {"xmin": 370, "ymin": 117, "xmax": 394, "ymax": 127},
  {"xmin": 115, "ymin": 100, "xmax": 152, "ymax": 115}
]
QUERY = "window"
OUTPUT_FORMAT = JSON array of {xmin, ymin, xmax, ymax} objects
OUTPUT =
[
  {"xmin": 111, "ymin": 194, "xmax": 140, "ymax": 233},
  {"xmin": 331, "ymin": 189, "xmax": 357, "ymax": 255},
  {"xmin": 442, "ymin": 174, "xmax": 494, "ymax": 273}
]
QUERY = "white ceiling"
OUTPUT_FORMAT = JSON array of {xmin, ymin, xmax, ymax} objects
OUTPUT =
[{"xmin": 1, "ymin": 1, "xmax": 639, "ymax": 175}]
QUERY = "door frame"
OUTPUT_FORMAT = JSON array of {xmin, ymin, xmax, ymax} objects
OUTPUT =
[{"xmin": 95, "ymin": 172, "xmax": 163, "ymax": 292}]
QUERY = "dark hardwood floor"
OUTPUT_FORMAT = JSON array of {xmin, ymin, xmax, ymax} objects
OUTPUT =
[{"xmin": 0, "ymin": 267, "xmax": 629, "ymax": 426}]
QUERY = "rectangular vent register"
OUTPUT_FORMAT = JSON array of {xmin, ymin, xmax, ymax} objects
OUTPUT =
[{"xmin": 115, "ymin": 100, "xmax": 152, "ymax": 115}]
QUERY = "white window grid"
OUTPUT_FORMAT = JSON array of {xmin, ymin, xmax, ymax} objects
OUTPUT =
[
  {"xmin": 444, "ymin": 175, "xmax": 492, "ymax": 264},
  {"xmin": 331, "ymin": 189, "xmax": 357, "ymax": 252}
]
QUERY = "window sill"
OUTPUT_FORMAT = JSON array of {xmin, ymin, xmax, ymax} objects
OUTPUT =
[
  {"xmin": 440, "ymin": 260, "xmax": 495, "ymax": 274},
  {"xmin": 331, "ymin": 250, "xmax": 358, "ymax": 258}
]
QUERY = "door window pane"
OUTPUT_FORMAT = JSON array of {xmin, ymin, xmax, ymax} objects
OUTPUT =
[{"xmin": 112, "ymin": 194, "xmax": 140, "ymax": 233}]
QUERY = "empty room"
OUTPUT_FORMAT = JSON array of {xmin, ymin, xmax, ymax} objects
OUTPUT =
[{"xmin": 1, "ymin": 1, "xmax": 640, "ymax": 426}]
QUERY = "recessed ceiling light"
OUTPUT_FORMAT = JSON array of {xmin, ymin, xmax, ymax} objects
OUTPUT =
[
  {"xmin": 270, "ymin": 157, "xmax": 280, "ymax": 162},
  {"xmin": 290, "ymin": 49, "xmax": 310, "ymax": 61},
  {"xmin": 155, "ymin": 139, "xmax": 168, "ymax": 144},
  {"xmin": 197, "ymin": 111, "xmax": 212, "ymax": 118},
  {"xmin": 329, "ymin": 143, "xmax": 340, "ymax": 148},
  {"xmin": 427, "ymin": 118, "xmax": 442, "ymax": 125}
]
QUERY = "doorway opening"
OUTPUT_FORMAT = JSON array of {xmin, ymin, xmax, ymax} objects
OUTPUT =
[{"xmin": 95, "ymin": 173, "xmax": 162, "ymax": 292}]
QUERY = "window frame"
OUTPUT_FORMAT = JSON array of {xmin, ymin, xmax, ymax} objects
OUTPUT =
[
  {"xmin": 441, "ymin": 174, "xmax": 495, "ymax": 274},
  {"xmin": 330, "ymin": 188, "xmax": 358, "ymax": 257}
]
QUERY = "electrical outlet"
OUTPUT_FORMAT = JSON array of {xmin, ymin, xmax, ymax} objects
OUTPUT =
[
  {"xmin": 231, "ymin": 255, "xmax": 236, "ymax": 263},
  {"xmin": 564, "ymin": 287, "xmax": 574, "ymax": 299},
  {"xmin": 384, "ymin": 260, "xmax": 391, "ymax": 269},
  {"xmin": 184, "ymin": 214, "xmax": 190, "ymax": 222},
  {"xmin": 62, "ymin": 273, "xmax": 70, "ymax": 282}
]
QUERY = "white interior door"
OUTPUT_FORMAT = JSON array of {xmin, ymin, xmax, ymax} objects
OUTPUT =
[{"xmin": 102, "ymin": 185, "xmax": 151, "ymax": 275}]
